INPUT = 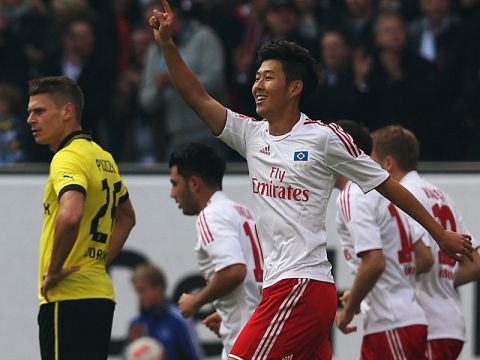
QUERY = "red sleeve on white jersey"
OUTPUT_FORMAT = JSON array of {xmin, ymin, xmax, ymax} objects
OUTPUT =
[
  {"xmin": 217, "ymin": 108, "xmax": 264, "ymax": 158},
  {"xmin": 323, "ymin": 127, "xmax": 389, "ymax": 194},
  {"xmin": 197, "ymin": 207, "xmax": 247, "ymax": 273},
  {"xmin": 342, "ymin": 185, "xmax": 384, "ymax": 255}
]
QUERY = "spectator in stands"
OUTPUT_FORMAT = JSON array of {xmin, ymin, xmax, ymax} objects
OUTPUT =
[
  {"xmin": 409, "ymin": 0, "xmax": 465, "ymax": 159},
  {"xmin": 354, "ymin": 11, "xmax": 438, "ymax": 159},
  {"xmin": 139, "ymin": 0, "xmax": 228, "ymax": 161},
  {"xmin": 41, "ymin": 17, "xmax": 117, "ymax": 149},
  {"xmin": 0, "ymin": 10, "xmax": 29, "ymax": 95},
  {"xmin": 230, "ymin": 0, "xmax": 269, "ymax": 112},
  {"xmin": 295, "ymin": 0, "xmax": 321, "ymax": 44},
  {"xmin": 128, "ymin": 263, "xmax": 204, "ymax": 360},
  {"xmin": 343, "ymin": 0, "xmax": 377, "ymax": 51},
  {"xmin": 302, "ymin": 28, "xmax": 361, "ymax": 122},
  {"xmin": 1, "ymin": 0, "xmax": 57, "ymax": 78},
  {"xmin": 0, "ymin": 84, "xmax": 27, "ymax": 164},
  {"xmin": 111, "ymin": 25, "xmax": 154, "ymax": 162},
  {"xmin": 452, "ymin": 0, "xmax": 480, "ymax": 159}
]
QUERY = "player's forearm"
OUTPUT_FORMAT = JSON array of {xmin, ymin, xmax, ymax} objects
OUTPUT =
[
  {"xmin": 194, "ymin": 264, "xmax": 246, "ymax": 307},
  {"xmin": 105, "ymin": 221, "xmax": 134, "ymax": 266},
  {"xmin": 106, "ymin": 200, "xmax": 136, "ymax": 266},
  {"xmin": 454, "ymin": 250, "xmax": 480, "ymax": 287},
  {"xmin": 413, "ymin": 240, "xmax": 434, "ymax": 275},
  {"xmin": 345, "ymin": 251, "xmax": 385, "ymax": 314},
  {"xmin": 160, "ymin": 40, "xmax": 205, "ymax": 101},
  {"xmin": 48, "ymin": 216, "xmax": 81, "ymax": 273},
  {"xmin": 159, "ymin": 40, "xmax": 226, "ymax": 135},
  {"xmin": 376, "ymin": 178, "xmax": 444, "ymax": 242}
]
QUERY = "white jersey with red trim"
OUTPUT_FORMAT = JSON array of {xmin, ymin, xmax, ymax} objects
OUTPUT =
[
  {"xmin": 400, "ymin": 171, "xmax": 479, "ymax": 341},
  {"xmin": 195, "ymin": 191, "xmax": 263, "ymax": 358},
  {"xmin": 218, "ymin": 109, "xmax": 389, "ymax": 287},
  {"xmin": 336, "ymin": 181, "xmax": 427, "ymax": 335}
]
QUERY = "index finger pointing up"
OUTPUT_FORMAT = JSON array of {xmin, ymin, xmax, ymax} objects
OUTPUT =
[{"xmin": 161, "ymin": 0, "xmax": 173, "ymax": 15}]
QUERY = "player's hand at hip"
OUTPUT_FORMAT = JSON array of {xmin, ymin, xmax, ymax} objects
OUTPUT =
[
  {"xmin": 438, "ymin": 230, "xmax": 473, "ymax": 262},
  {"xmin": 178, "ymin": 292, "xmax": 200, "ymax": 318},
  {"xmin": 335, "ymin": 309, "xmax": 357, "ymax": 334},
  {"xmin": 149, "ymin": 0, "xmax": 174, "ymax": 45},
  {"xmin": 203, "ymin": 312, "xmax": 222, "ymax": 337},
  {"xmin": 41, "ymin": 266, "xmax": 80, "ymax": 302}
]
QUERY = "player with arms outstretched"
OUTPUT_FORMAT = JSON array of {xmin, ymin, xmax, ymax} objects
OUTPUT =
[{"xmin": 148, "ymin": 2, "xmax": 472, "ymax": 358}]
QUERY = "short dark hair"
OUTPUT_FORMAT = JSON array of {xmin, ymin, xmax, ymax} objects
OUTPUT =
[
  {"xmin": 371, "ymin": 125, "xmax": 419, "ymax": 172},
  {"xmin": 257, "ymin": 40, "xmax": 319, "ymax": 102},
  {"xmin": 28, "ymin": 76, "xmax": 84, "ymax": 123},
  {"xmin": 169, "ymin": 143, "xmax": 226, "ymax": 189},
  {"xmin": 335, "ymin": 120, "xmax": 372, "ymax": 155}
]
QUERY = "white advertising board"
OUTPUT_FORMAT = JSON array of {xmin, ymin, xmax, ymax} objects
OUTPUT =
[{"xmin": 0, "ymin": 173, "xmax": 478, "ymax": 359}]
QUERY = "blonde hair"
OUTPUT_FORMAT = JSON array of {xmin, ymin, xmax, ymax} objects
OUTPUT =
[
  {"xmin": 131, "ymin": 263, "xmax": 167, "ymax": 289},
  {"xmin": 371, "ymin": 125, "xmax": 419, "ymax": 172}
]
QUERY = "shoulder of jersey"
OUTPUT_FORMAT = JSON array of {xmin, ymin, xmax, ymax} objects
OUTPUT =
[
  {"xmin": 302, "ymin": 118, "xmax": 340, "ymax": 137},
  {"xmin": 232, "ymin": 111, "xmax": 265, "ymax": 124}
]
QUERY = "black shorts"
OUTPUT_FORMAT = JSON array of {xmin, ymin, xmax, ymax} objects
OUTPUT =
[{"xmin": 38, "ymin": 298, "xmax": 115, "ymax": 360}]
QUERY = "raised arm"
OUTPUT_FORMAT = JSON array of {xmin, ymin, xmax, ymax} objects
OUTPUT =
[
  {"xmin": 376, "ymin": 177, "xmax": 473, "ymax": 261},
  {"xmin": 149, "ymin": 0, "xmax": 227, "ymax": 135}
]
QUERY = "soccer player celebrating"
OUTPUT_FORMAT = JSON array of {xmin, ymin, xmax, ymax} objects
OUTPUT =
[
  {"xmin": 371, "ymin": 125, "xmax": 480, "ymax": 360},
  {"xmin": 149, "ymin": 2, "xmax": 472, "ymax": 358},
  {"xmin": 169, "ymin": 143, "xmax": 262, "ymax": 359},
  {"xmin": 334, "ymin": 120, "xmax": 433, "ymax": 359},
  {"xmin": 28, "ymin": 76, "xmax": 136, "ymax": 359}
]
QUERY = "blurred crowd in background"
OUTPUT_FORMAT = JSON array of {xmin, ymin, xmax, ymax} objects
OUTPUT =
[{"xmin": 0, "ymin": 0, "xmax": 479, "ymax": 164}]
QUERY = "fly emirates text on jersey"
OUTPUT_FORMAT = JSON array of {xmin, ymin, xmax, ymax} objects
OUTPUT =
[{"xmin": 252, "ymin": 166, "xmax": 310, "ymax": 202}]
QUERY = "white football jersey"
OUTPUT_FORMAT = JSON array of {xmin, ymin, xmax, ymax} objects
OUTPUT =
[
  {"xmin": 336, "ymin": 181, "xmax": 427, "ymax": 335},
  {"xmin": 195, "ymin": 191, "xmax": 263, "ymax": 358},
  {"xmin": 218, "ymin": 109, "xmax": 389, "ymax": 287},
  {"xmin": 401, "ymin": 171, "xmax": 479, "ymax": 341}
]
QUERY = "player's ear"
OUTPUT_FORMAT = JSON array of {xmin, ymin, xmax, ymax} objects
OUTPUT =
[
  {"xmin": 289, "ymin": 80, "xmax": 303, "ymax": 98},
  {"xmin": 189, "ymin": 175, "xmax": 202, "ymax": 193},
  {"xmin": 63, "ymin": 102, "xmax": 76, "ymax": 122},
  {"xmin": 382, "ymin": 155, "xmax": 395, "ymax": 171}
]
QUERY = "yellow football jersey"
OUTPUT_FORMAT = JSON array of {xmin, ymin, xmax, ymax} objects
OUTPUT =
[{"xmin": 38, "ymin": 131, "xmax": 128, "ymax": 304}]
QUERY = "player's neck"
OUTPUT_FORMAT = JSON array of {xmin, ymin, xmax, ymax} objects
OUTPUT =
[
  {"xmin": 390, "ymin": 168, "xmax": 408, "ymax": 182},
  {"xmin": 197, "ymin": 188, "xmax": 221, "ymax": 212},
  {"xmin": 266, "ymin": 107, "xmax": 301, "ymax": 136}
]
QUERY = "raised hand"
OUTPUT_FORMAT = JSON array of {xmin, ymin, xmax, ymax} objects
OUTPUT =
[
  {"xmin": 149, "ymin": 0, "xmax": 174, "ymax": 45},
  {"xmin": 353, "ymin": 48, "xmax": 372, "ymax": 87}
]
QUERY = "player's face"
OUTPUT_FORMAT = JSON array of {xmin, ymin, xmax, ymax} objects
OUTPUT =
[
  {"xmin": 252, "ymin": 59, "xmax": 290, "ymax": 118},
  {"xmin": 170, "ymin": 165, "xmax": 198, "ymax": 216},
  {"xmin": 133, "ymin": 279, "xmax": 163, "ymax": 311},
  {"xmin": 27, "ymin": 94, "xmax": 67, "ymax": 150}
]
